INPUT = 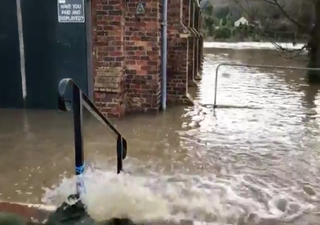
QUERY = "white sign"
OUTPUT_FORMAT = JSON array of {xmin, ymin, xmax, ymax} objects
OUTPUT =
[{"xmin": 57, "ymin": 0, "xmax": 85, "ymax": 23}]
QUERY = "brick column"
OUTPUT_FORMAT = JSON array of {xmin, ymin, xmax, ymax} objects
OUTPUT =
[
  {"xmin": 167, "ymin": 0, "xmax": 191, "ymax": 104},
  {"xmin": 124, "ymin": 0, "xmax": 161, "ymax": 113},
  {"xmin": 91, "ymin": 0, "xmax": 126, "ymax": 118},
  {"xmin": 194, "ymin": 3, "xmax": 199, "ymax": 78},
  {"xmin": 182, "ymin": 0, "xmax": 190, "ymax": 26},
  {"xmin": 198, "ymin": 9, "xmax": 204, "ymax": 72},
  {"xmin": 185, "ymin": 0, "xmax": 194, "ymax": 86},
  {"xmin": 188, "ymin": 0, "xmax": 198, "ymax": 84}
]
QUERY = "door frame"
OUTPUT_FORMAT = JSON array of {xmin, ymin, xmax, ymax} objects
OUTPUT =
[{"xmin": 85, "ymin": 0, "xmax": 93, "ymax": 101}]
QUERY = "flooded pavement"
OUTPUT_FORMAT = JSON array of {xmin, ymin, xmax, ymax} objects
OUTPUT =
[{"xmin": 1, "ymin": 42, "xmax": 320, "ymax": 224}]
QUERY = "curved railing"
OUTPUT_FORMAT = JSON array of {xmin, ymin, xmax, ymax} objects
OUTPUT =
[
  {"xmin": 58, "ymin": 78, "xmax": 127, "ymax": 195},
  {"xmin": 213, "ymin": 63, "xmax": 320, "ymax": 108}
]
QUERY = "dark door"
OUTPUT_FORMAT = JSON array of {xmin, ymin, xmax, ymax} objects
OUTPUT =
[
  {"xmin": 21, "ymin": 0, "xmax": 89, "ymax": 109},
  {"xmin": 0, "ymin": 0, "xmax": 24, "ymax": 108}
]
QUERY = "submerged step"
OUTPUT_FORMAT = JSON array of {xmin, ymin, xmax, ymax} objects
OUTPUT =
[
  {"xmin": 0, "ymin": 202, "xmax": 217, "ymax": 225},
  {"xmin": 0, "ymin": 202, "xmax": 53, "ymax": 223}
]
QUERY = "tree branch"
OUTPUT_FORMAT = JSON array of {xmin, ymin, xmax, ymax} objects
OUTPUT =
[
  {"xmin": 262, "ymin": 0, "xmax": 309, "ymax": 32},
  {"xmin": 232, "ymin": 0, "xmax": 308, "ymax": 58}
]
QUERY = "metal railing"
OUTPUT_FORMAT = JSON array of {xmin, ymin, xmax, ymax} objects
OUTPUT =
[
  {"xmin": 214, "ymin": 63, "xmax": 320, "ymax": 108},
  {"xmin": 58, "ymin": 78, "xmax": 127, "ymax": 196}
]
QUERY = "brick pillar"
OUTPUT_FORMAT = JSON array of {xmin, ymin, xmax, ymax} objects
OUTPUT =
[
  {"xmin": 185, "ymin": 0, "xmax": 194, "ymax": 86},
  {"xmin": 125, "ymin": 0, "xmax": 161, "ymax": 113},
  {"xmin": 91, "ymin": 0, "xmax": 126, "ymax": 118},
  {"xmin": 190, "ymin": 0, "xmax": 199, "ymax": 83},
  {"xmin": 198, "ymin": 9, "xmax": 204, "ymax": 72},
  {"xmin": 194, "ymin": 3, "xmax": 199, "ymax": 78},
  {"xmin": 167, "ymin": 0, "xmax": 190, "ymax": 104}
]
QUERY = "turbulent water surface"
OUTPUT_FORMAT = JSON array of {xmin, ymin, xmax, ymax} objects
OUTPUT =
[{"xmin": 1, "ymin": 42, "xmax": 320, "ymax": 225}]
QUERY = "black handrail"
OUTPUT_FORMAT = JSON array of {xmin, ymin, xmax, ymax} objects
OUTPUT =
[{"xmin": 58, "ymin": 78, "xmax": 127, "ymax": 195}]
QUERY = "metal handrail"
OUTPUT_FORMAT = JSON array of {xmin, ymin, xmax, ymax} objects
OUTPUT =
[
  {"xmin": 214, "ymin": 63, "xmax": 320, "ymax": 107},
  {"xmin": 58, "ymin": 78, "xmax": 127, "ymax": 195}
]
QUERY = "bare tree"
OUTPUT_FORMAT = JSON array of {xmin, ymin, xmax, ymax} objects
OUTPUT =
[{"xmin": 232, "ymin": 0, "xmax": 320, "ymax": 82}]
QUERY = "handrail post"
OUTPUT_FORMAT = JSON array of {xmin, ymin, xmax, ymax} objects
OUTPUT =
[
  {"xmin": 213, "ymin": 63, "xmax": 221, "ymax": 108},
  {"xmin": 59, "ymin": 77, "xmax": 128, "ymax": 178},
  {"xmin": 116, "ymin": 135, "xmax": 123, "ymax": 174},
  {"xmin": 72, "ymin": 84, "xmax": 85, "ymax": 196}
]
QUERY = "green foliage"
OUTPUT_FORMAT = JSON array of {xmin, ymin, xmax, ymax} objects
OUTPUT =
[
  {"xmin": 201, "ymin": 4, "xmax": 253, "ymax": 41},
  {"xmin": 202, "ymin": 4, "xmax": 214, "ymax": 16},
  {"xmin": 215, "ymin": 27, "xmax": 232, "ymax": 39},
  {"xmin": 200, "ymin": 0, "xmax": 311, "ymax": 42}
]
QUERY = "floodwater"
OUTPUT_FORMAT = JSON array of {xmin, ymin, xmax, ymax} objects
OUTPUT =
[{"xmin": 1, "ymin": 42, "xmax": 320, "ymax": 225}]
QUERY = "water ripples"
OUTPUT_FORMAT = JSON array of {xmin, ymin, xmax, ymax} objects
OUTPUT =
[{"xmin": 41, "ymin": 45, "xmax": 320, "ymax": 224}]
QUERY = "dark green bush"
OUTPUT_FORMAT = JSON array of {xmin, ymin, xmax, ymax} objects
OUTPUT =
[{"xmin": 215, "ymin": 27, "xmax": 232, "ymax": 39}]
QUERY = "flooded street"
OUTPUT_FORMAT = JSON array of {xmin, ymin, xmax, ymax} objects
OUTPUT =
[{"xmin": 1, "ymin": 42, "xmax": 320, "ymax": 224}]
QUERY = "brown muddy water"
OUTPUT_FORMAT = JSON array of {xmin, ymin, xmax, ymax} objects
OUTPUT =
[{"xmin": 1, "ymin": 42, "xmax": 320, "ymax": 225}]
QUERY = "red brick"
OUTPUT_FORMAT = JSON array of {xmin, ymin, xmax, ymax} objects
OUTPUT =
[
  {"xmin": 124, "ymin": 0, "xmax": 161, "ymax": 113},
  {"xmin": 90, "ymin": 0, "xmax": 203, "ymax": 117}
]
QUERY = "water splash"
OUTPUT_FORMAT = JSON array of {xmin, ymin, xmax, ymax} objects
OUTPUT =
[{"xmin": 41, "ymin": 163, "xmax": 314, "ymax": 225}]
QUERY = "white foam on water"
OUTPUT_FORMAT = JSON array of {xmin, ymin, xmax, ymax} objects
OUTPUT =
[
  {"xmin": 203, "ymin": 42, "xmax": 306, "ymax": 51},
  {"xmin": 41, "ymin": 161, "xmax": 315, "ymax": 225}
]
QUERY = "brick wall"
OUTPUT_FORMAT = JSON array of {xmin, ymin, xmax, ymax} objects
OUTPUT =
[
  {"xmin": 91, "ymin": 0, "xmax": 126, "ymax": 118},
  {"xmin": 90, "ymin": 0, "xmax": 203, "ymax": 117},
  {"xmin": 124, "ymin": 0, "xmax": 162, "ymax": 113},
  {"xmin": 167, "ymin": 0, "xmax": 190, "ymax": 104}
]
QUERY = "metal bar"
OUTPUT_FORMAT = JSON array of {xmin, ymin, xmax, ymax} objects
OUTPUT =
[
  {"xmin": 72, "ymin": 85, "xmax": 85, "ymax": 195},
  {"xmin": 214, "ymin": 63, "xmax": 320, "ymax": 107},
  {"xmin": 58, "ymin": 78, "xmax": 121, "ymax": 137},
  {"xmin": 58, "ymin": 78, "xmax": 128, "ymax": 177},
  {"xmin": 82, "ymin": 93, "xmax": 120, "ymax": 137},
  {"xmin": 161, "ymin": 0, "xmax": 168, "ymax": 110},
  {"xmin": 116, "ymin": 135, "xmax": 123, "ymax": 174},
  {"xmin": 16, "ymin": 0, "xmax": 27, "ymax": 101}
]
